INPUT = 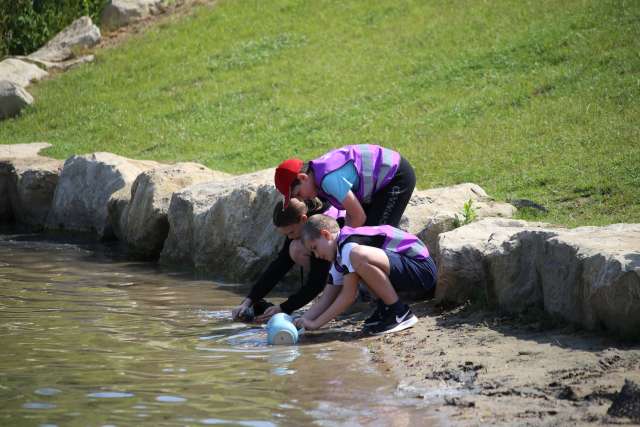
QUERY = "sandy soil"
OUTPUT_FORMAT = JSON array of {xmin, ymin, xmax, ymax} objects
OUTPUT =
[{"xmin": 303, "ymin": 301, "xmax": 640, "ymax": 426}]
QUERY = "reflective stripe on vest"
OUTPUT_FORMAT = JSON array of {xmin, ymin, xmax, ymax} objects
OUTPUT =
[
  {"xmin": 310, "ymin": 145, "xmax": 400, "ymax": 208},
  {"xmin": 334, "ymin": 225, "xmax": 430, "ymax": 272}
]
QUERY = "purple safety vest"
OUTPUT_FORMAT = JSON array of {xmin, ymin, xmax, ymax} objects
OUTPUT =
[
  {"xmin": 309, "ymin": 144, "xmax": 401, "ymax": 209},
  {"xmin": 334, "ymin": 225, "xmax": 430, "ymax": 273},
  {"xmin": 323, "ymin": 205, "xmax": 346, "ymax": 221}
]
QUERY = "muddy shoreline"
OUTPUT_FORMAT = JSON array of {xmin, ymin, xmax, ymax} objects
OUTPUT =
[
  {"xmin": 303, "ymin": 301, "xmax": 640, "ymax": 426},
  {"xmin": 376, "ymin": 301, "xmax": 640, "ymax": 426}
]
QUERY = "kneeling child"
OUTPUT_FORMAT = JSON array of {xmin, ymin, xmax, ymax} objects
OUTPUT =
[{"xmin": 295, "ymin": 215, "xmax": 437, "ymax": 335}]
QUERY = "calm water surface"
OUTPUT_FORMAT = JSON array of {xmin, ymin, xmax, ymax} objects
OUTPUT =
[{"xmin": 0, "ymin": 233, "xmax": 440, "ymax": 426}]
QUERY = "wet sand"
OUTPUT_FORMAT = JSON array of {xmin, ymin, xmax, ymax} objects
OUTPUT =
[{"xmin": 304, "ymin": 301, "xmax": 640, "ymax": 426}]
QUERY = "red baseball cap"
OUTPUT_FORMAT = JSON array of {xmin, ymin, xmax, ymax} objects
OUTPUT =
[{"xmin": 274, "ymin": 158, "xmax": 303, "ymax": 208}]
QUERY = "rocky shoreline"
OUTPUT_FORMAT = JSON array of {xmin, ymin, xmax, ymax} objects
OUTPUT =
[
  {"xmin": 2, "ymin": 142, "xmax": 640, "ymax": 424},
  {"xmin": 2, "ymin": 143, "xmax": 638, "ymax": 339}
]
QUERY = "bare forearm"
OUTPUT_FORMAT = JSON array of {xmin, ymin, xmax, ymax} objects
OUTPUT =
[
  {"xmin": 313, "ymin": 280, "xmax": 358, "ymax": 328},
  {"xmin": 303, "ymin": 285, "xmax": 339, "ymax": 321}
]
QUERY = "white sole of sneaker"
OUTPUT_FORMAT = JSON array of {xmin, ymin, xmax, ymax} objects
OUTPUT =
[{"xmin": 372, "ymin": 314, "xmax": 418, "ymax": 335}]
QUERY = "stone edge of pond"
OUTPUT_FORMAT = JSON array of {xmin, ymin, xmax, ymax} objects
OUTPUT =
[{"xmin": 0, "ymin": 142, "xmax": 639, "ymax": 341}]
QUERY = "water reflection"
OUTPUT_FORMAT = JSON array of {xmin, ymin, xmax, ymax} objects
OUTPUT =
[{"xmin": 0, "ymin": 233, "xmax": 439, "ymax": 426}]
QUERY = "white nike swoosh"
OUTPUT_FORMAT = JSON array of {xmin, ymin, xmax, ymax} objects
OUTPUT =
[{"xmin": 396, "ymin": 311, "xmax": 409, "ymax": 323}]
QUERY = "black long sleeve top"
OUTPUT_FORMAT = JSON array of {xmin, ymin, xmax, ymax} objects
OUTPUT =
[
  {"xmin": 245, "ymin": 199, "xmax": 335, "ymax": 314},
  {"xmin": 246, "ymin": 238, "xmax": 330, "ymax": 314}
]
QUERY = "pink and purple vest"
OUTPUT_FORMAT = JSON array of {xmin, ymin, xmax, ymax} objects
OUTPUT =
[
  {"xmin": 334, "ymin": 225, "xmax": 430, "ymax": 272},
  {"xmin": 309, "ymin": 144, "xmax": 401, "ymax": 209},
  {"xmin": 323, "ymin": 205, "xmax": 346, "ymax": 221}
]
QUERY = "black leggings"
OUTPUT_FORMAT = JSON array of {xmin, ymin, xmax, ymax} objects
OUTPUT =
[{"xmin": 363, "ymin": 156, "xmax": 416, "ymax": 227}]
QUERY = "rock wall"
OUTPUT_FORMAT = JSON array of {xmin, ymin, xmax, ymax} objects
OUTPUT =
[
  {"xmin": 1, "ymin": 143, "xmax": 638, "ymax": 339},
  {"xmin": 45, "ymin": 152, "xmax": 161, "ymax": 237},
  {"xmin": 114, "ymin": 162, "xmax": 232, "ymax": 258},
  {"xmin": 436, "ymin": 218, "xmax": 640, "ymax": 339},
  {"xmin": 160, "ymin": 169, "xmax": 283, "ymax": 282}
]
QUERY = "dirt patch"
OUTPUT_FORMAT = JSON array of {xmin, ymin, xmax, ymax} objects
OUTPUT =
[{"xmin": 305, "ymin": 301, "xmax": 640, "ymax": 425}]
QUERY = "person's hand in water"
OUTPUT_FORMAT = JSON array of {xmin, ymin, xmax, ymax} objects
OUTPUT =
[
  {"xmin": 231, "ymin": 298, "xmax": 252, "ymax": 321},
  {"xmin": 255, "ymin": 305, "xmax": 282, "ymax": 323},
  {"xmin": 294, "ymin": 317, "xmax": 318, "ymax": 330}
]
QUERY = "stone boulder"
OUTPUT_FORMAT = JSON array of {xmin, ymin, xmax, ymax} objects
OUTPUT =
[
  {"xmin": 436, "ymin": 218, "xmax": 640, "ymax": 339},
  {"xmin": 160, "ymin": 168, "xmax": 283, "ymax": 282},
  {"xmin": 28, "ymin": 16, "xmax": 100, "ymax": 65},
  {"xmin": 543, "ymin": 224, "xmax": 640, "ymax": 339},
  {"xmin": 101, "ymin": 0, "xmax": 165, "ymax": 30},
  {"xmin": 0, "ymin": 143, "xmax": 53, "ymax": 223},
  {"xmin": 0, "ymin": 81, "xmax": 33, "ymax": 119},
  {"xmin": 435, "ymin": 218, "xmax": 554, "ymax": 307},
  {"xmin": 400, "ymin": 183, "xmax": 516, "ymax": 253},
  {"xmin": 46, "ymin": 152, "xmax": 161, "ymax": 238},
  {"xmin": 107, "ymin": 187, "xmax": 131, "ymax": 241},
  {"xmin": 117, "ymin": 162, "xmax": 231, "ymax": 259},
  {"xmin": 0, "ymin": 59, "xmax": 48, "ymax": 88},
  {"xmin": 0, "ymin": 157, "xmax": 62, "ymax": 229}
]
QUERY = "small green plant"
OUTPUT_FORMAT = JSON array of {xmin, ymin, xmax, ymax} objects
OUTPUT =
[{"xmin": 453, "ymin": 198, "xmax": 478, "ymax": 228}]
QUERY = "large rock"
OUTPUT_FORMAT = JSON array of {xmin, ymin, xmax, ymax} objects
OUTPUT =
[
  {"xmin": 0, "ymin": 81, "xmax": 33, "ymax": 119},
  {"xmin": 543, "ymin": 224, "xmax": 640, "ymax": 338},
  {"xmin": 28, "ymin": 16, "xmax": 100, "ymax": 64},
  {"xmin": 436, "ymin": 218, "xmax": 555, "ymax": 307},
  {"xmin": 400, "ymin": 183, "xmax": 516, "ymax": 253},
  {"xmin": 0, "ymin": 157, "xmax": 62, "ymax": 229},
  {"xmin": 0, "ymin": 143, "xmax": 53, "ymax": 223},
  {"xmin": 116, "ymin": 163, "xmax": 231, "ymax": 259},
  {"xmin": 46, "ymin": 152, "xmax": 161, "ymax": 238},
  {"xmin": 101, "ymin": 0, "xmax": 165, "ymax": 30},
  {"xmin": 160, "ymin": 168, "xmax": 283, "ymax": 282},
  {"xmin": 436, "ymin": 218, "xmax": 640, "ymax": 339},
  {"xmin": 0, "ymin": 59, "xmax": 48, "ymax": 88}
]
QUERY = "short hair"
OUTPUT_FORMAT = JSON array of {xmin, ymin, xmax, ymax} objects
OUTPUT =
[{"xmin": 301, "ymin": 214, "xmax": 340, "ymax": 243}]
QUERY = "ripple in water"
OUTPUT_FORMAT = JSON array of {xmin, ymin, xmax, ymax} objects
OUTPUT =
[
  {"xmin": 86, "ymin": 391, "xmax": 135, "ymax": 399},
  {"xmin": 35, "ymin": 388, "xmax": 61, "ymax": 396},
  {"xmin": 22, "ymin": 402, "xmax": 56, "ymax": 409},
  {"xmin": 156, "ymin": 395, "xmax": 187, "ymax": 403}
]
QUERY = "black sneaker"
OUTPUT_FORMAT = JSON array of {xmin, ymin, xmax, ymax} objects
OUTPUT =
[
  {"xmin": 363, "ymin": 300, "xmax": 386, "ymax": 327},
  {"xmin": 368, "ymin": 305, "xmax": 418, "ymax": 335}
]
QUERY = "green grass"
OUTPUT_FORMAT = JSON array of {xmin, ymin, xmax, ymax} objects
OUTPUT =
[{"xmin": 1, "ymin": 0, "xmax": 639, "ymax": 226}]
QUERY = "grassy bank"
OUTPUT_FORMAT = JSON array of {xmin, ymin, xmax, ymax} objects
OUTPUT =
[{"xmin": 1, "ymin": 0, "xmax": 638, "ymax": 226}]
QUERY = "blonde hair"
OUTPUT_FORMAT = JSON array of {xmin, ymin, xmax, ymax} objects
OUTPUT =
[{"xmin": 301, "ymin": 214, "xmax": 340, "ymax": 243}]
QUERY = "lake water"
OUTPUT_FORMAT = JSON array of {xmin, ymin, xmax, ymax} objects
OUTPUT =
[{"xmin": 0, "ymin": 232, "xmax": 441, "ymax": 426}]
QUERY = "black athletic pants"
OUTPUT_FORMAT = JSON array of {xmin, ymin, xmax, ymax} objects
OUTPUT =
[{"xmin": 363, "ymin": 156, "xmax": 416, "ymax": 227}]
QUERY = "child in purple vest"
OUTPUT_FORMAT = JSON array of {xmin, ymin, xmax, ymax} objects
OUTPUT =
[
  {"xmin": 232, "ymin": 198, "xmax": 344, "ymax": 323},
  {"xmin": 274, "ymin": 144, "xmax": 415, "ymax": 228},
  {"xmin": 294, "ymin": 214, "xmax": 437, "ymax": 335}
]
